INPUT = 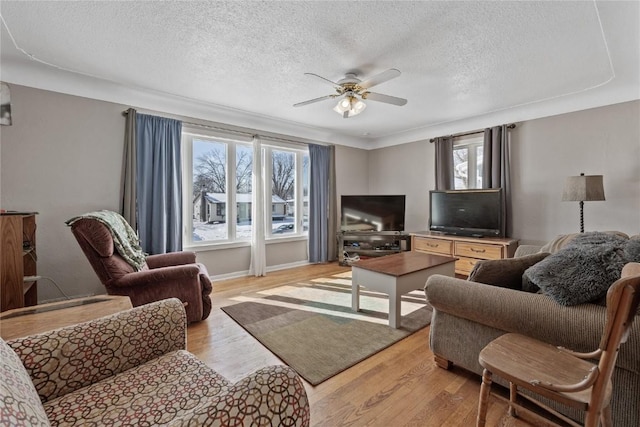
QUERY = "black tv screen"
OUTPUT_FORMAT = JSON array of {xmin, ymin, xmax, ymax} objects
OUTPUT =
[
  {"xmin": 341, "ymin": 195, "xmax": 405, "ymax": 232},
  {"xmin": 429, "ymin": 189, "xmax": 503, "ymax": 237}
]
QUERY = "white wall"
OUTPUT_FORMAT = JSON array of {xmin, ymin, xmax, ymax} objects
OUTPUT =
[
  {"xmin": 368, "ymin": 100, "xmax": 640, "ymax": 245},
  {"xmin": 0, "ymin": 84, "xmax": 370, "ymax": 301}
]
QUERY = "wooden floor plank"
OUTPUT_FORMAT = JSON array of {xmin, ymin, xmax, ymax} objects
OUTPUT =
[{"xmin": 187, "ymin": 262, "xmax": 536, "ymax": 426}]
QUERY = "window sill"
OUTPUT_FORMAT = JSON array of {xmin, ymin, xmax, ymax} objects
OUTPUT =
[
  {"xmin": 184, "ymin": 234, "xmax": 308, "ymax": 252},
  {"xmin": 266, "ymin": 234, "xmax": 308, "ymax": 244},
  {"xmin": 185, "ymin": 240, "xmax": 251, "ymax": 252}
]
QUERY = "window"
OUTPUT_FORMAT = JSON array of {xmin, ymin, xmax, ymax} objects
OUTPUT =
[
  {"xmin": 265, "ymin": 147, "xmax": 309, "ymax": 237},
  {"xmin": 453, "ymin": 136, "xmax": 484, "ymax": 189},
  {"xmin": 183, "ymin": 131, "xmax": 309, "ymax": 245}
]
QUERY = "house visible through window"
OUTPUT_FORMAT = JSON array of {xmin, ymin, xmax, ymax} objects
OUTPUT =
[
  {"xmin": 183, "ymin": 131, "xmax": 309, "ymax": 245},
  {"xmin": 453, "ymin": 136, "xmax": 483, "ymax": 189}
]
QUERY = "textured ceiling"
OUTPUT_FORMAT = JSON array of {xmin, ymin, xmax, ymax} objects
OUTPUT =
[{"xmin": 1, "ymin": 1, "xmax": 638, "ymax": 148}]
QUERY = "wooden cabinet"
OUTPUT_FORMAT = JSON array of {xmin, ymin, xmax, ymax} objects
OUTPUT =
[
  {"xmin": 1, "ymin": 212, "xmax": 38, "ymax": 312},
  {"xmin": 411, "ymin": 231, "xmax": 518, "ymax": 277}
]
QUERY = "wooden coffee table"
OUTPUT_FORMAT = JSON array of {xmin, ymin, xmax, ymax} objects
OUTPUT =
[
  {"xmin": 0, "ymin": 295, "xmax": 132, "ymax": 340},
  {"xmin": 351, "ymin": 252, "xmax": 456, "ymax": 328}
]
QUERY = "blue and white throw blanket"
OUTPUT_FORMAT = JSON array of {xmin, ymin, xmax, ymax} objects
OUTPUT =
[{"xmin": 66, "ymin": 210, "xmax": 147, "ymax": 271}]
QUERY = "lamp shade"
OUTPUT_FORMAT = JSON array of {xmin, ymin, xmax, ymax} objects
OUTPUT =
[{"xmin": 561, "ymin": 174, "xmax": 605, "ymax": 202}]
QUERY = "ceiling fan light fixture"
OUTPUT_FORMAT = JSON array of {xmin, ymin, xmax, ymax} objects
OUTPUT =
[
  {"xmin": 335, "ymin": 97, "xmax": 352, "ymax": 112},
  {"xmin": 333, "ymin": 96, "xmax": 366, "ymax": 118},
  {"xmin": 295, "ymin": 69, "xmax": 406, "ymax": 115}
]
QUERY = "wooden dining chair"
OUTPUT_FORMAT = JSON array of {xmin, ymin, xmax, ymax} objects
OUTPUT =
[{"xmin": 476, "ymin": 262, "xmax": 640, "ymax": 427}]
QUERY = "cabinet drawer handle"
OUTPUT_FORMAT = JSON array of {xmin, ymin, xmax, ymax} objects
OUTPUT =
[
  {"xmin": 470, "ymin": 248, "xmax": 486, "ymax": 253},
  {"xmin": 426, "ymin": 243, "xmax": 439, "ymax": 248}
]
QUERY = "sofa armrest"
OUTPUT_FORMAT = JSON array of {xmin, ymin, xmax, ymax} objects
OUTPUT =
[
  {"xmin": 167, "ymin": 365, "xmax": 310, "ymax": 427},
  {"xmin": 146, "ymin": 251, "xmax": 197, "ymax": 268},
  {"xmin": 7, "ymin": 298, "xmax": 187, "ymax": 403},
  {"xmin": 514, "ymin": 244, "xmax": 543, "ymax": 257},
  {"xmin": 468, "ymin": 252, "xmax": 550, "ymax": 290}
]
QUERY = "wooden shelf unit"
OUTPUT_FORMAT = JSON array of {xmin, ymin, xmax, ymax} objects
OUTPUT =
[
  {"xmin": 1, "ymin": 212, "xmax": 38, "ymax": 312},
  {"xmin": 338, "ymin": 230, "xmax": 412, "ymax": 265},
  {"xmin": 411, "ymin": 231, "xmax": 518, "ymax": 277}
]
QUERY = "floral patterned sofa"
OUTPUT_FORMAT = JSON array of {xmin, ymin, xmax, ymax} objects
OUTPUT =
[{"xmin": 0, "ymin": 298, "xmax": 310, "ymax": 426}]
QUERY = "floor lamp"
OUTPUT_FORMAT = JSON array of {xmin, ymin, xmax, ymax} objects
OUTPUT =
[{"xmin": 561, "ymin": 173, "xmax": 605, "ymax": 233}]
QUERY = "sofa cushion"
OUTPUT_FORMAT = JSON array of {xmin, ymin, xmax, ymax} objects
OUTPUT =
[
  {"xmin": 524, "ymin": 232, "xmax": 639, "ymax": 306},
  {"xmin": 0, "ymin": 338, "xmax": 51, "ymax": 427},
  {"xmin": 43, "ymin": 350, "xmax": 231, "ymax": 426},
  {"xmin": 468, "ymin": 252, "xmax": 550, "ymax": 290}
]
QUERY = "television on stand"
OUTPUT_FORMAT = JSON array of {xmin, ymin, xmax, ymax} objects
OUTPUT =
[
  {"xmin": 340, "ymin": 195, "xmax": 405, "ymax": 232},
  {"xmin": 429, "ymin": 189, "xmax": 504, "ymax": 238}
]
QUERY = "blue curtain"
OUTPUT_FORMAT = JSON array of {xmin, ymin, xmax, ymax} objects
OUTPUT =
[
  {"xmin": 308, "ymin": 144, "xmax": 336, "ymax": 263},
  {"xmin": 136, "ymin": 114, "xmax": 182, "ymax": 254}
]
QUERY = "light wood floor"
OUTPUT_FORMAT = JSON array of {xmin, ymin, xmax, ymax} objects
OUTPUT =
[{"xmin": 187, "ymin": 263, "xmax": 548, "ymax": 427}]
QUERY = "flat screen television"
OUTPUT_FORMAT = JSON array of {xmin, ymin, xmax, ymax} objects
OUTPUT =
[
  {"xmin": 341, "ymin": 195, "xmax": 405, "ymax": 232},
  {"xmin": 429, "ymin": 189, "xmax": 504, "ymax": 237}
]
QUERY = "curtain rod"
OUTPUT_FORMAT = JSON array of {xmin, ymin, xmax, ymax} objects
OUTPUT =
[
  {"xmin": 429, "ymin": 123, "xmax": 516, "ymax": 143},
  {"xmin": 121, "ymin": 109, "xmax": 324, "ymax": 147}
]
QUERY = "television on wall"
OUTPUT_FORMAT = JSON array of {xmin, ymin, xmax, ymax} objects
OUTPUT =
[
  {"xmin": 341, "ymin": 195, "xmax": 405, "ymax": 232},
  {"xmin": 429, "ymin": 189, "xmax": 504, "ymax": 237}
]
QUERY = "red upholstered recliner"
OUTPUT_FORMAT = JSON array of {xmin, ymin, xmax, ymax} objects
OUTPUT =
[{"xmin": 69, "ymin": 218, "xmax": 212, "ymax": 323}]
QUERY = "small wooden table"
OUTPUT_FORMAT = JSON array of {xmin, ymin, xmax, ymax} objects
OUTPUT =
[
  {"xmin": 0, "ymin": 295, "xmax": 132, "ymax": 340},
  {"xmin": 351, "ymin": 252, "xmax": 456, "ymax": 328}
]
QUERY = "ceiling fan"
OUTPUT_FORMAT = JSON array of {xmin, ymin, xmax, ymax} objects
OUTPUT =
[{"xmin": 293, "ymin": 69, "xmax": 407, "ymax": 118}]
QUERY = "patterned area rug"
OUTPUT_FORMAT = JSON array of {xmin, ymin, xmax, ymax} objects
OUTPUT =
[{"xmin": 221, "ymin": 271, "xmax": 431, "ymax": 385}]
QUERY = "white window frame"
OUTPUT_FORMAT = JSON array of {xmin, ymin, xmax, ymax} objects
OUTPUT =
[
  {"xmin": 453, "ymin": 135, "xmax": 484, "ymax": 190},
  {"xmin": 263, "ymin": 145, "xmax": 308, "ymax": 239},
  {"xmin": 182, "ymin": 130, "xmax": 309, "ymax": 248}
]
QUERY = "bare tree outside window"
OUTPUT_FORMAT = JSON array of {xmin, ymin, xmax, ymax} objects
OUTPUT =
[
  {"xmin": 236, "ymin": 146, "xmax": 252, "ymax": 193},
  {"xmin": 271, "ymin": 150, "xmax": 295, "ymax": 201},
  {"xmin": 453, "ymin": 148, "xmax": 469, "ymax": 189},
  {"xmin": 194, "ymin": 142, "xmax": 226, "ymax": 194}
]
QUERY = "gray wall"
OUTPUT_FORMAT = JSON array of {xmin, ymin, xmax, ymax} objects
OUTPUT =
[
  {"xmin": 2, "ymin": 84, "xmax": 637, "ymax": 301},
  {"xmin": 368, "ymin": 100, "xmax": 640, "ymax": 244},
  {"xmin": 368, "ymin": 140, "xmax": 432, "ymax": 232},
  {"xmin": 511, "ymin": 100, "xmax": 639, "ymax": 244},
  {"xmin": 0, "ymin": 85, "xmax": 369, "ymax": 300}
]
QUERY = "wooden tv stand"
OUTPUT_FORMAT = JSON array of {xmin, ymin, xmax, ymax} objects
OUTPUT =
[{"xmin": 411, "ymin": 231, "xmax": 518, "ymax": 277}]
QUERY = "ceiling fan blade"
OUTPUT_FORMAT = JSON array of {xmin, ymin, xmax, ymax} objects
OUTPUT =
[
  {"xmin": 362, "ymin": 92, "xmax": 407, "ymax": 106},
  {"xmin": 304, "ymin": 73, "xmax": 339, "ymax": 86},
  {"xmin": 358, "ymin": 69, "xmax": 401, "ymax": 89},
  {"xmin": 293, "ymin": 94, "xmax": 336, "ymax": 107}
]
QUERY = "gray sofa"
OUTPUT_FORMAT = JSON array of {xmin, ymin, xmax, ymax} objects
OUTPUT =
[{"xmin": 424, "ymin": 232, "xmax": 640, "ymax": 427}]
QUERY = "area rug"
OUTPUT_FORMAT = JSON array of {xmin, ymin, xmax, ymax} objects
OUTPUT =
[{"xmin": 221, "ymin": 271, "xmax": 431, "ymax": 385}]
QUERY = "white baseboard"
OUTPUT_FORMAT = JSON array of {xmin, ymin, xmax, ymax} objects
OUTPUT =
[{"xmin": 210, "ymin": 260, "xmax": 311, "ymax": 282}]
